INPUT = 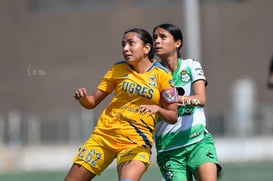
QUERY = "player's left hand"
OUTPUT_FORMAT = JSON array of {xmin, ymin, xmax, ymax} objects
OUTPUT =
[{"xmin": 137, "ymin": 105, "xmax": 160, "ymax": 116}]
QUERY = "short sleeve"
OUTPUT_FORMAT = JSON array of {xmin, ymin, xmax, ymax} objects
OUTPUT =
[
  {"xmin": 191, "ymin": 60, "xmax": 207, "ymax": 86},
  {"xmin": 97, "ymin": 66, "xmax": 116, "ymax": 93}
]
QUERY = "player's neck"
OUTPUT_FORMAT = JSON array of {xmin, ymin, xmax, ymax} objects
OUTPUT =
[
  {"xmin": 160, "ymin": 56, "xmax": 178, "ymax": 73},
  {"xmin": 133, "ymin": 59, "xmax": 153, "ymax": 74}
]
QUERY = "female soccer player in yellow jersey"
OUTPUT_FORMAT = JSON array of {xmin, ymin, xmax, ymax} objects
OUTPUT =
[{"xmin": 64, "ymin": 28, "xmax": 178, "ymax": 181}]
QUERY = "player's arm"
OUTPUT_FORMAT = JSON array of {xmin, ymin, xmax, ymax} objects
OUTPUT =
[
  {"xmin": 137, "ymin": 102, "xmax": 177, "ymax": 124},
  {"xmin": 157, "ymin": 102, "xmax": 177, "ymax": 124},
  {"xmin": 177, "ymin": 80, "xmax": 206, "ymax": 107},
  {"xmin": 73, "ymin": 88, "xmax": 109, "ymax": 109}
]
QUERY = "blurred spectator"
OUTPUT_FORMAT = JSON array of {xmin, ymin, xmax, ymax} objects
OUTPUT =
[{"xmin": 268, "ymin": 55, "xmax": 273, "ymax": 89}]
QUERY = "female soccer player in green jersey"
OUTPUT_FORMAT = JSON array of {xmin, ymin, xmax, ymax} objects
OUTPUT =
[
  {"xmin": 64, "ymin": 28, "xmax": 178, "ymax": 181},
  {"xmin": 153, "ymin": 23, "xmax": 221, "ymax": 181}
]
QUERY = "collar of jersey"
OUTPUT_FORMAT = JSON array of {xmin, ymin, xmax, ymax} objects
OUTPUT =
[{"xmin": 128, "ymin": 59, "xmax": 157, "ymax": 73}]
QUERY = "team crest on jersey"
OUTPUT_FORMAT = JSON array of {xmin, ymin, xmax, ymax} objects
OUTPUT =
[
  {"xmin": 77, "ymin": 147, "xmax": 87, "ymax": 159},
  {"xmin": 149, "ymin": 76, "xmax": 156, "ymax": 87},
  {"xmin": 180, "ymin": 70, "xmax": 190, "ymax": 83}
]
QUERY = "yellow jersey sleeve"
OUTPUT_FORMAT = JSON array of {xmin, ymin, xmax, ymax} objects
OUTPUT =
[{"xmin": 97, "ymin": 66, "xmax": 116, "ymax": 93}]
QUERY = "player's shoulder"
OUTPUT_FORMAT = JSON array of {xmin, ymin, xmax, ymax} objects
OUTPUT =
[
  {"xmin": 182, "ymin": 58, "xmax": 200, "ymax": 64},
  {"xmin": 110, "ymin": 60, "xmax": 130, "ymax": 70},
  {"xmin": 152, "ymin": 59, "xmax": 171, "ymax": 74},
  {"xmin": 114, "ymin": 60, "xmax": 127, "ymax": 66},
  {"xmin": 181, "ymin": 58, "xmax": 202, "ymax": 68}
]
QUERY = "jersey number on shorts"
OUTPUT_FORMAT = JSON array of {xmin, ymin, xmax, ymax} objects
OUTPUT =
[{"xmin": 85, "ymin": 149, "xmax": 101, "ymax": 166}]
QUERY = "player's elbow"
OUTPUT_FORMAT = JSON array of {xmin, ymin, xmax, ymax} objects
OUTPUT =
[
  {"xmin": 83, "ymin": 104, "xmax": 97, "ymax": 109},
  {"xmin": 199, "ymin": 98, "xmax": 206, "ymax": 107},
  {"xmin": 79, "ymin": 96, "xmax": 97, "ymax": 109},
  {"xmin": 80, "ymin": 102, "xmax": 96, "ymax": 109},
  {"xmin": 199, "ymin": 102, "xmax": 206, "ymax": 107},
  {"xmin": 167, "ymin": 108, "xmax": 178, "ymax": 124},
  {"xmin": 165, "ymin": 113, "xmax": 178, "ymax": 124},
  {"xmin": 168, "ymin": 118, "xmax": 177, "ymax": 124}
]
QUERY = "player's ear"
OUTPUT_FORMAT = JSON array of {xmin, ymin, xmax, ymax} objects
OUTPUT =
[
  {"xmin": 175, "ymin": 40, "xmax": 182, "ymax": 49},
  {"xmin": 144, "ymin": 43, "xmax": 151, "ymax": 55}
]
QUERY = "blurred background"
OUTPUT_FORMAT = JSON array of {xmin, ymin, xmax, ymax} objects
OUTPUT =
[{"xmin": 1, "ymin": 0, "xmax": 273, "ymax": 178}]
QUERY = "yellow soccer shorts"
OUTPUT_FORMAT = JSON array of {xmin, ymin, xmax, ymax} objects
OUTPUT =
[{"xmin": 73, "ymin": 136, "xmax": 151, "ymax": 175}]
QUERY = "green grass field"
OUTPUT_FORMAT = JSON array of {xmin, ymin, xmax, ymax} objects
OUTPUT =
[{"xmin": 1, "ymin": 162, "xmax": 273, "ymax": 181}]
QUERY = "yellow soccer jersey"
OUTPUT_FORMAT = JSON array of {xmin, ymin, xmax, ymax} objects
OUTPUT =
[{"xmin": 92, "ymin": 60, "xmax": 176, "ymax": 152}]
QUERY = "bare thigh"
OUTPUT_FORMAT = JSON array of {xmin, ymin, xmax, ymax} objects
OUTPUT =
[
  {"xmin": 64, "ymin": 164, "xmax": 96, "ymax": 181},
  {"xmin": 194, "ymin": 162, "xmax": 217, "ymax": 181},
  {"xmin": 117, "ymin": 160, "xmax": 146, "ymax": 181}
]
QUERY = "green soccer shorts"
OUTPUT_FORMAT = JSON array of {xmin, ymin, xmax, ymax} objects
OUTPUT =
[{"xmin": 157, "ymin": 133, "xmax": 221, "ymax": 181}]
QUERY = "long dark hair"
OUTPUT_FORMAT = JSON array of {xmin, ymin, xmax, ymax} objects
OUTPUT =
[
  {"xmin": 153, "ymin": 23, "xmax": 183, "ymax": 58},
  {"xmin": 123, "ymin": 28, "xmax": 154, "ymax": 60}
]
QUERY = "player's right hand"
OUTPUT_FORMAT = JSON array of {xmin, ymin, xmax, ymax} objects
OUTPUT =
[{"xmin": 73, "ymin": 88, "xmax": 87, "ymax": 100}]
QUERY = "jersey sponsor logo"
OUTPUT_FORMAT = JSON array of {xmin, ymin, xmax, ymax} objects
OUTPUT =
[
  {"xmin": 191, "ymin": 131, "xmax": 200, "ymax": 138},
  {"xmin": 139, "ymin": 154, "xmax": 146, "ymax": 159},
  {"xmin": 120, "ymin": 114, "xmax": 137, "ymax": 123},
  {"xmin": 168, "ymin": 79, "xmax": 175, "ymax": 88},
  {"xmin": 122, "ymin": 81, "xmax": 154, "ymax": 99},
  {"xmin": 195, "ymin": 67, "xmax": 205, "ymax": 76},
  {"xmin": 165, "ymin": 170, "xmax": 174, "ymax": 180},
  {"xmin": 206, "ymin": 152, "xmax": 215, "ymax": 159},
  {"xmin": 178, "ymin": 105, "xmax": 195, "ymax": 116},
  {"xmin": 180, "ymin": 70, "xmax": 191, "ymax": 83},
  {"xmin": 121, "ymin": 105, "xmax": 138, "ymax": 113},
  {"xmin": 78, "ymin": 147, "xmax": 87, "ymax": 159},
  {"xmin": 120, "ymin": 150, "xmax": 137, "ymax": 158}
]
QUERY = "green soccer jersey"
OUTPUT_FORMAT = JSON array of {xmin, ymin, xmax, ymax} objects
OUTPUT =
[{"xmin": 155, "ymin": 58, "xmax": 207, "ymax": 153}]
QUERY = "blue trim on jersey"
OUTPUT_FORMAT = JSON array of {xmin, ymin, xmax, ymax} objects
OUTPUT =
[
  {"xmin": 127, "ymin": 137, "xmax": 137, "ymax": 144},
  {"xmin": 150, "ymin": 115, "xmax": 156, "ymax": 127},
  {"xmin": 146, "ymin": 60, "xmax": 156, "ymax": 72},
  {"xmin": 140, "ymin": 118, "xmax": 152, "ymax": 133},
  {"xmin": 154, "ymin": 61, "xmax": 170, "ymax": 73},
  {"xmin": 115, "ymin": 60, "xmax": 135, "ymax": 70},
  {"xmin": 126, "ymin": 137, "xmax": 147, "ymax": 149},
  {"xmin": 147, "ymin": 60, "xmax": 169, "ymax": 73},
  {"xmin": 142, "ymin": 144, "xmax": 147, "ymax": 149},
  {"xmin": 129, "ymin": 122, "xmax": 152, "ymax": 149},
  {"xmin": 115, "ymin": 60, "xmax": 170, "ymax": 74},
  {"xmin": 128, "ymin": 64, "xmax": 134, "ymax": 70},
  {"xmin": 115, "ymin": 60, "xmax": 126, "ymax": 65}
]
